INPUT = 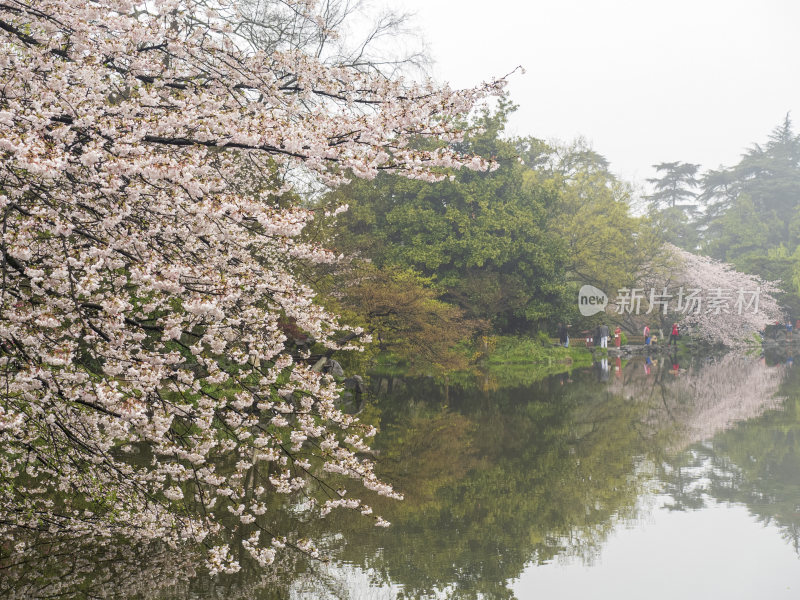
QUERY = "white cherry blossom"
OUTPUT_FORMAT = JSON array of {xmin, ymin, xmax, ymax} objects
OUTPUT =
[{"xmin": 0, "ymin": 0, "xmax": 505, "ymax": 568}]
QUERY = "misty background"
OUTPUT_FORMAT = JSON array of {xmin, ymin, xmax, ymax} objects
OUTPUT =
[{"xmin": 393, "ymin": 0, "xmax": 800, "ymax": 185}]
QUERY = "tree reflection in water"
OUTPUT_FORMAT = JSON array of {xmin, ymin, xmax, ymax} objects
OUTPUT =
[
  {"xmin": 1, "ymin": 353, "xmax": 794, "ymax": 599},
  {"xmin": 607, "ymin": 352, "xmax": 787, "ymax": 449},
  {"xmin": 656, "ymin": 356, "xmax": 800, "ymax": 553}
]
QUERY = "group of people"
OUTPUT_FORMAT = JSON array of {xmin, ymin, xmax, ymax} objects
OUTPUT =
[
  {"xmin": 557, "ymin": 322, "xmax": 681, "ymax": 348},
  {"xmin": 643, "ymin": 322, "xmax": 681, "ymax": 346},
  {"xmin": 593, "ymin": 323, "xmax": 620, "ymax": 348}
]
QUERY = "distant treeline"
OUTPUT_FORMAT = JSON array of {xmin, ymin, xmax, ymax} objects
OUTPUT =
[
  {"xmin": 647, "ymin": 115, "xmax": 800, "ymax": 316},
  {"xmin": 306, "ymin": 108, "xmax": 800, "ymax": 368}
]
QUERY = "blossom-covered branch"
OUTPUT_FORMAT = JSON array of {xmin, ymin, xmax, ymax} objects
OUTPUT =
[{"xmin": 0, "ymin": 0, "xmax": 505, "ymax": 572}]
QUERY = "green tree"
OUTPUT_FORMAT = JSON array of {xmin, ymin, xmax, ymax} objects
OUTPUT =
[
  {"xmin": 330, "ymin": 263, "xmax": 475, "ymax": 372},
  {"xmin": 647, "ymin": 161, "xmax": 701, "ymax": 210},
  {"xmin": 547, "ymin": 143, "xmax": 658, "ymax": 294},
  {"xmin": 702, "ymin": 117, "xmax": 800, "ymax": 258},
  {"xmin": 647, "ymin": 161, "xmax": 701, "ymax": 249},
  {"xmin": 325, "ymin": 105, "xmax": 570, "ymax": 334},
  {"xmin": 520, "ymin": 138, "xmax": 665, "ymax": 335},
  {"xmin": 697, "ymin": 115, "xmax": 800, "ymax": 312}
]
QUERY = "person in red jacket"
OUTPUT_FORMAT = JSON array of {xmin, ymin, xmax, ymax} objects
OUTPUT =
[{"xmin": 669, "ymin": 322, "xmax": 679, "ymax": 346}]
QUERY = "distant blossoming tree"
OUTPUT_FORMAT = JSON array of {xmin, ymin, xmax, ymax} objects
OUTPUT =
[
  {"xmin": 667, "ymin": 245, "xmax": 784, "ymax": 346},
  {"xmin": 0, "ymin": 0, "xmax": 504, "ymax": 572},
  {"xmin": 631, "ymin": 244, "xmax": 784, "ymax": 346}
]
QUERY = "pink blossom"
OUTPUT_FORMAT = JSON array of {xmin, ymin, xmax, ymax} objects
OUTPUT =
[{"xmin": 0, "ymin": 0, "xmax": 500, "ymax": 568}]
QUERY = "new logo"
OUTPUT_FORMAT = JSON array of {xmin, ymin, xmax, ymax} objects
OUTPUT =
[{"xmin": 578, "ymin": 285, "xmax": 608, "ymax": 316}]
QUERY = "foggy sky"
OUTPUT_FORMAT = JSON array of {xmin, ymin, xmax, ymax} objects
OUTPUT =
[{"xmin": 395, "ymin": 0, "xmax": 800, "ymax": 186}]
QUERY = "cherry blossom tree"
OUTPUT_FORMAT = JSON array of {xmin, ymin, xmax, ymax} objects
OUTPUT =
[
  {"xmin": 0, "ymin": 0, "xmax": 505, "ymax": 572},
  {"xmin": 664, "ymin": 245, "xmax": 784, "ymax": 346},
  {"xmin": 622, "ymin": 244, "xmax": 785, "ymax": 346}
]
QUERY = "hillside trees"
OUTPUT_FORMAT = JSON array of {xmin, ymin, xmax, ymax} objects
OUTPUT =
[
  {"xmin": 697, "ymin": 116, "xmax": 800, "ymax": 313},
  {"xmin": 643, "ymin": 117, "xmax": 800, "ymax": 316},
  {"xmin": 0, "ymin": 0, "xmax": 506, "ymax": 571},
  {"xmin": 323, "ymin": 105, "xmax": 570, "ymax": 335},
  {"xmin": 324, "ymin": 109, "xmax": 662, "ymax": 341},
  {"xmin": 701, "ymin": 116, "xmax": 800, "ymax": 263}
]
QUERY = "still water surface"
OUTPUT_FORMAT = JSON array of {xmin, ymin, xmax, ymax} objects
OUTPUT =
[
  {"xmin": 289, "ymin": 352, "xmax": 800, "ymax": 600},
  {"xmin": 4, "ymin": 351, "xmax": 800, "ymax": 599}
]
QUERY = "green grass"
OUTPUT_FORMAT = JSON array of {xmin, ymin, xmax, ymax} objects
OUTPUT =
[
  {"xmin": 483, "ymin": 335, "xmax": 590, "ymax": 365},
  {"xmin": 457, "ymin": 335, "xmax": 594, "ymax": 385},
  {"xmin": 366, "ymin": 335, "xmax": 594, "ymax": 388}
]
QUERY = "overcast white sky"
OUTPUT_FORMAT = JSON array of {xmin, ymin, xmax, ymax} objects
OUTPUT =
[{"xmin": 393, "ymin": 0, "xmax": 800, "ymax": 186}]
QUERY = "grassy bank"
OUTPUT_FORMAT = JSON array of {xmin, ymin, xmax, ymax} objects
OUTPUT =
[
  {"xmin": 482, "ymin": 335, "xmax": 589, "ymax": 363},
  {"xmin": 358, "ymin": 334, "xmax": 595, "ymax": 388},
  {"xmin": 467, "ymin": 335, "xmax": 594, "ymax": 385}
]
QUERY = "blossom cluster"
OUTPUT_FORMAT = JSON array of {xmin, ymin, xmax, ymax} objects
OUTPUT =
[
  {"xmin": 0, "ymin": 0, "xmax": 504, "ymax": 571},
  {"xmin": 642, "ymin": 245, "xmax": 784, "ymax": 346}
]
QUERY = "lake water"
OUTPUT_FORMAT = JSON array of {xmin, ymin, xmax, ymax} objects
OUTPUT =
[{"xmin": 3, "ymin": 350, "xmax": 800, "ymax": 599}]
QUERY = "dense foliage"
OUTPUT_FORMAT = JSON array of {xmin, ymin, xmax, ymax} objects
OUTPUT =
[
  {"xmin": 323, "ymin": 107, "xmax": 568, "ymax": 334},
  {"xmin": 321, "ymin": 109, "xmax": 656, "ymax": 342}
]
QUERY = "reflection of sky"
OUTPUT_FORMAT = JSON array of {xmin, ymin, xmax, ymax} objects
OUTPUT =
[
  {"xmin": 513, "ymin": 495, "xmax": 800, "ymax": 599},
  {"xmin": 291, "ymin": 495, "xmax": 800, "ymax": 600},
  {"xmin": 291, "ymin": 565, "xmax": 454, "ymax": 600}
]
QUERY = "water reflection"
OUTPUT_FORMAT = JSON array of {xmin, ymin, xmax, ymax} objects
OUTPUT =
[
  {"xmin": 1, "ymin": 353, "xmax": 796, "ymax": 599},
  {"xmin": 656, "ymin": 362, "xmax": 800, "ymax": 552},
  {"xmin": 607, "ymin": 352, "xmax": 787, "ymax": 449},
  {"xmin": 0, "ymin": 538, "xmax": 198, "ymax": 600},
  {"xmin": 337, "ymin": 375, "xmax": 653, "ymax": 598}
]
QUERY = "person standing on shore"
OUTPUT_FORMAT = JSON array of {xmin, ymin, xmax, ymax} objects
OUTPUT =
[
  {"xmin": 614, "ymin": 325, "xmax": 621, "ymax": 348},
  {"xmin": 644, "ymin": 324, "xmax": 651, "ymax": 346},
  {"xmin": 599, "ymin": 323, "xmax": 610, "ymax": 348},
  {"xmin": 669, "ymin": 322, "xmax": 679, "ymax": 346}
]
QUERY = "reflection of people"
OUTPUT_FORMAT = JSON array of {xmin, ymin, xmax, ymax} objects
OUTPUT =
[
  {"xmin": 597, "ymin": 357, "xmax": 609, "ymax": 382},
  {"xmin": 643, "ymin": 324, "xmax": 651, "ymax": 346},
  {"xmin": 644, "ymin": 355, "xmax": 652, "ymax": 375},
  {"xmin": 669, "ymin": 322, "xmax": 679, "ymax": 346},
  {"xmin": 670, "ymin": 352, "xmax": 679, "ymax": 374},
  {"xmin": 614, "ymin": 326, "xmax": 621, "ymax": 348}
]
